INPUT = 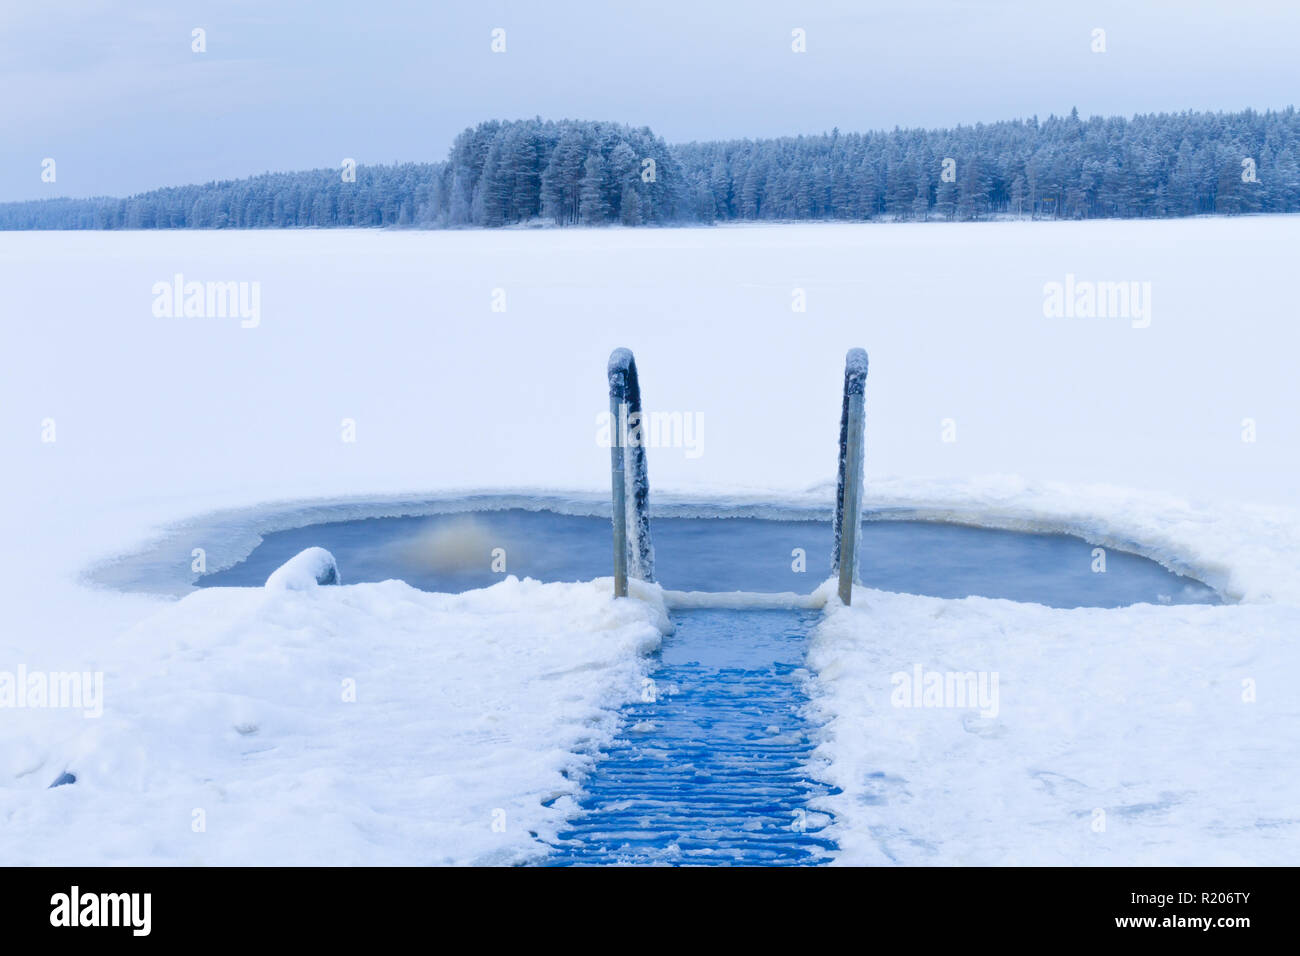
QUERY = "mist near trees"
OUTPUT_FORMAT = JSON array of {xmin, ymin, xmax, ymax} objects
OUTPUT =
[{"xmin": 3, "ymin": 108, "xmax": 1298, "ymax": 230}]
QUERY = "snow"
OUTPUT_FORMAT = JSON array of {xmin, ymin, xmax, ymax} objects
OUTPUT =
[
  {"xmin": 1, "ymin": 576, "xmax": 667, "ymax": 865},
  {"xmin": 264, "ymin": 546, "xmax": 340, "ymax": 589},
  {"xmin": 1, "ymin": 217, "xmax": 1297, "ymax": 865},
  {"xmin": 806, "ymin": 581, "xmax": 1299, "ymax": 865}
]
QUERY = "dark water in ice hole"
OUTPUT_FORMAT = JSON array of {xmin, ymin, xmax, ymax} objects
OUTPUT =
[{"xmin": 198, "ymin": 509, "xmax": 1219, "ymax": 609}]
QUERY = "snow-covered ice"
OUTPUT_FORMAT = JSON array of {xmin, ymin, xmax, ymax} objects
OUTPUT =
[
  {"xmin": 1, "ymin": 576, "xmax": 667, "ymax": 865},
  {"xmin": 806, "ymin": 581, "xmax": 1299, "ymax": 866},
  {"xmin": 1, "ymin": 218, "xmax": 1297, "ymax": 864}
]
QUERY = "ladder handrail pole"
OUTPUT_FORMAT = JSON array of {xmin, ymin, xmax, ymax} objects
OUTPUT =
[
  {"xmin": 621, "ymin": 356, "xmax": 655, "ymax": 583},
  {"xmin": 608, "ymin": 348, "xmax": 656, "ymax": 597},
  {"xmin": 609, "ymin": 364, "xmax": 629, "ymax": 598},
  {"xmin": 834, "ymin": 349, "xmax": 869, "ymax": 605},
  {"xmin": 837, "ymin": 391, "xmax": 865, "ymax": 604}
]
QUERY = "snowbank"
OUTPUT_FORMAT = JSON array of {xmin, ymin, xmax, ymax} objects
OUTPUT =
[
  {"xmin": 804, "ymin": 580, "xmax": 1300, "ymax": 865},
  {"xmin": 264, "ymin": 546, "xmax": 340, "ymax": 589},
  {"xmin": 0, "ymin": 577, "xmax": 668, "ymax": 865}
]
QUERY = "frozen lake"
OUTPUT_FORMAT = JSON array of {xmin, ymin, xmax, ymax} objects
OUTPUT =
[{"xmin": 2, "ymin": 220, "xmax": 1295, "ymax": 867}]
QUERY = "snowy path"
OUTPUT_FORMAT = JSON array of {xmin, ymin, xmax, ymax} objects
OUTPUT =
[{"xmin": 546, "ymin": 609, "xmax": 836, "ymax": 866}]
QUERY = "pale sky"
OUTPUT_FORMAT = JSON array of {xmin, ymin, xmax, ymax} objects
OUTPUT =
[{"xmin": 3, "ymin": 0, "xmax": 1297, "ymax": 201}]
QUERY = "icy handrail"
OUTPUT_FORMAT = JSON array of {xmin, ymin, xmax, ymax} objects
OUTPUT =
[
  {"xmin": 831, "ymin": 348, "xmax": 869, "ymax": 604},
  {"xmin": 608, "ymin": 348, "xmax": 656, "ymax": 597},
  {"xmin": 841, "ymin": 347, "xmax": 868, "ymax": 396},
  {"xmin": 265, "ymin": 547, "xmax": 340, "ymax": 590}
]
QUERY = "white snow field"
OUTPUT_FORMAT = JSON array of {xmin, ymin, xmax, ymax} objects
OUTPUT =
[{"xmin": 1, "ymin": 217, "xmax": 1298, "ymax": 865}]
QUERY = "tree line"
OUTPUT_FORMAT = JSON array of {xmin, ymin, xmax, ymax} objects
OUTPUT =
[{"xmin": 3, "ymin": 107, "xmax": 1298, "ymax": 229}]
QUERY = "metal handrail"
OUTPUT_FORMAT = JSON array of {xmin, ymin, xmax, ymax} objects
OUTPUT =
[
  {"xmin": 607, "ymin": 347, "xmax": 864, "ymax": 604},
  {"xmin": 608, "ymin": 348, "xmax": 656, "ymax": 596},
  {"xmin": 832, "ymin": 348, "xmax": 868, "ymax": 604}
]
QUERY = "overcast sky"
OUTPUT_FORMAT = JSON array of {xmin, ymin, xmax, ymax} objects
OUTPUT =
[{"xmin": 3, "ymin": 0, "xmax": 1297, "ymax": 201}]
